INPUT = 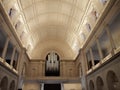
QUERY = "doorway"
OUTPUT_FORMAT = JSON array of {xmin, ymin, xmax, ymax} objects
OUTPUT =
[{"xmin": 44, "ymin": 84, "xmax": 61, "ymax": 90}]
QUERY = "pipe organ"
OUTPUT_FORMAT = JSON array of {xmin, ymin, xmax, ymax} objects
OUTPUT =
[{"xmin": 45, "ymin": 52, "xmax": 60, "ymax": 76}]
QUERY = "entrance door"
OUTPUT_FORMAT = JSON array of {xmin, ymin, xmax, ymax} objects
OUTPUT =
[{"xmin": 44, "ymin": 84, "xmax": 61, "ymax": 90}]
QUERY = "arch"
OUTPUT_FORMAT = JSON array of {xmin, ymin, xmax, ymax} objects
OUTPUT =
[
  {"xmin": 15, "ymin": 20, "xmax": 22, "ymax": 30},
  {"xmin": 99, "ymin": 0, "xmax": 107, "ymax": 5},
  {"xmin": 80, "ymin": 32, "xmax": 86, "ymax": 41},
  {"xmin": 89, "ymin": 80, "xmax": 94, "ymax": 90},
  {"xmin": 46, "ymin": 52, "xmax": 60, "ymax": 60},
  {"xmin": 8, "ymin": 7, "xmax": 16, "ymax": 17},
  {"xmin": 9, "ymin": 80, "xmax": 15, "ymax": 90},
  {"xmin": 8, "ymin": 2, "xmax": 18, "ymax": 20},
  {"xmin": 45, "ymin": 51, "xmax": 60, "ymax": 76},
  {"xmin": 85, "ymin": 23, "xmax": 91, "ymax": 32},
  {"xmin": 96, "ymin": 76, "xmax": 104, "ymax": 90},
  {"xmin": 0, "ymin": 76, "xmax": 8, "ymax": 90},
  {"xmin": 107, "ymin": 71, "xmax": 119, "ymax": 90}
]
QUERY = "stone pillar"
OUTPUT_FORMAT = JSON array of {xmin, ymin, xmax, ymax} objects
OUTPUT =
[
  {"xmin": 18, "ymin": 76, "xmax": 24, "ymax": 90},
  {"xmin": 2, "ymin": 37, "xmax": 9, "ymax": 59},
  {"xmin": 90, "ymin": 48, "xmax": 94, "ymax": 68},
  {"xmin": 41, "ymin": 83, "xmax": 44, "ymax": 90},
  {"xmin": 106, "ymin": 26, "xmax": 115, "ymax": 54},
  {"xmin": 96, "ymin": 39, "xmax": 103, "ymax": 64},
  {"xmin": 17, "ymin": 48, "xmax": 26, "ymax": 71},
  {"xmin": 40, "ymin": 61, "xmax": 45, "ymax": 76},
  {"xmin": 80, "ymin": 49, "xmax": 88, "ymax": 90},
  {"xmin": 10, "ymin": 47, "xmax": 16, "ymax": 66},
  {"xmin": 61, "ymin": 83, "xmax": 64, "ymax": 90}
]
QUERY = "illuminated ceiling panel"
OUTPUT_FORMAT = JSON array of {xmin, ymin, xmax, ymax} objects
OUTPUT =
[
  {"xmin": 3, "ymin": 0, "xmax": 91, "ymax": 60},
  {"xmin": 19, "ymin": 0, "xmax": 89, "ymax": 60}
]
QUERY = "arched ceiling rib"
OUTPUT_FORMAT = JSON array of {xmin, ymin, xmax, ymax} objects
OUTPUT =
[{"xmin": 13, "ymin": 0, "xmax": 90, "ymax": 60}]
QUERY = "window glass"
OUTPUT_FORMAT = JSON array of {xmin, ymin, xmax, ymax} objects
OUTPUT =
[
  {"xmin": 8, "ymin": 8, "xmax": 16, "ymax": 18},
  {"xmin": 91, "ymin": 42, "xmax": 101, "ymax": 65},
  {"xmin": 13, "ymin": 50, "xmax": 19, "ymax": 69},
  {"xmin": 98, "ymin": 30, "xmax": 111, "ymax": 58},
  {"xmin": 5, "ymin": 42, "xmax": 14, "ymax": 65},
  {"xmin": 109, "ymin": 12, "xmax": 120, "ymax": 49},
  {"xmin": 0, "ymin": 29, "xmax": 7, "ymax": 57},
  {"xmin": 86, "ymin": 23, "xmax": 91, "ymax": 32},
  {"xmin": 81, "ymin": 33, "xmax": 86, "ymax": 41},
  {"xmin": 99, "ymin": 0, "xmax": 107, "ymax": 5},
  {"xmin": 86, "ymin": 50, "xmax": 92, "ymax": 70}
]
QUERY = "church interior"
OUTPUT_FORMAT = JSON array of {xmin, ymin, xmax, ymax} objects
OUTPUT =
[{"xmin": 0, "ymin": 0, "xmax": 120, "ymax": 90}]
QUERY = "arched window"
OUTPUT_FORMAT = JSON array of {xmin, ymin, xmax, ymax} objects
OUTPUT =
[
  {"xmin": 81, "ymin": 33, "xmax": 86, "ymax": 41},
  {"xmin": 96, "ymin": 76, "xmax": 104, "ymax": 90},
  {"xmin": 99, "ymin": 0, "xmax": 107, "ymax": 5},
  {"xmin": 20, "ymin": 31, "xmax": 25, "ymax": 40},
  {"xmin": 107, "ymin": 71, "xmax": 119, "ymax": 90},
  {"xmin": 45, "ymin": 52, "xmax": 60, "ymax": 76},
  {"xmin": 0, "ymin": 76, "xmax": 8, "ymax": 90},
  {"xmin": 8, "ymin": 8, "xmax": 16, "ymax": 18},
  {"xmin": 15, "ymin": 21, "xmax": 21, "ymax": 30},
  {"xmin": 9, "ymin": 80, "xmax": 15, "ymax": 90},
  {"xmin": 91, "ymin": 7, "xmax": 99, "ymax": 21},
  {"xmin": 89, "ymin": 80, "xmax": 94, "ymax": 90},
  {"xmin": 86, "ymin": 23, "xmax": 91, "ymax": 32}
]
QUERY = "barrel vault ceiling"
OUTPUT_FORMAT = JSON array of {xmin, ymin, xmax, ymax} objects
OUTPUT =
[{"xmin": 2, "ymin": 0, "xmax": 90, "ymax": 60}]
